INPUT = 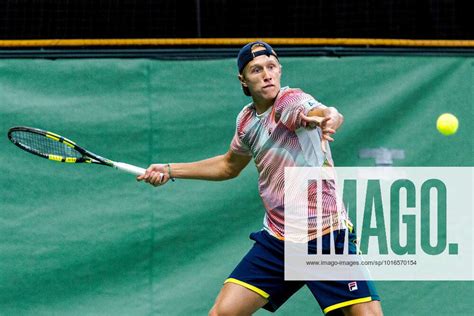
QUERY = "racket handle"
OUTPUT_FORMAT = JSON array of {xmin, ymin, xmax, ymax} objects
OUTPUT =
[{"xmin": 113, "ymin": 162, "xmax": 146, "ymax": 176}]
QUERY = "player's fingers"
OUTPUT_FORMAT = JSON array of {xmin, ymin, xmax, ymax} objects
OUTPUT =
[
  {"xmin": 142, "ymin": 167, "xmax": 152, "ymax": 180},
  {"xmin": 161, "ymin": 175, "xmax": 170, "ymax": 185},
  {"xmin": 319, "ymin": 116, "xmax": 331, "ymax": 127},
  {"xmin": 322, "ymin": 128, "xmax": 336, "ymax": 134},
  {"xmin": 144, "ymin": 164, "xmax": 162, "ymax": 180},
  {"xmin": 308, "ymin": 117, "xmax": 331, "ymax": 129},
  {"xmin": 322, "ymin": 134, "xmax": 334, "ymax": 142},
  {"xmin": 321, "ymin": 116, "xmax": 331, "ymax": 123},
  {"xmin": 299, "ymin": 113, "xmax": 310, "ymax": 122},
  {"xmin": 300, "ymin": 113, "xmax": 323, "ymax": 125},
  {"xmin": 149, "ymin": 172, "xmax": 162, "ymax": 186},
  {"xmin": 143, "ymin": 171, "xmax": 155, "ymax": 183},
  {"xmin": 136, "ymin": 172, "xmax": 145, "ymax": 181},
  {"xmin": 154, "ymin": 172, "xmax": 167, "ymax": 186},
  {"xmin": 305, "ymin": 119, "xmax": 322, "ymax": 129},
  {"xmin": 151, "ymin": 174, "xmax": 162, "ymax": 187}
]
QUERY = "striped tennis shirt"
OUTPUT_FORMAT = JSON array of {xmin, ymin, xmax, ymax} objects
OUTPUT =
[{"xmin": 230, "ymin": 87, "xmax": 349, "ymax": 240}]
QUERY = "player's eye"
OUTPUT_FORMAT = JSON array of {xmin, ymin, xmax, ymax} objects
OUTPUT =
[{"xmin": 267, "ymin": 63, "xmax": 277, "ymax": 71}]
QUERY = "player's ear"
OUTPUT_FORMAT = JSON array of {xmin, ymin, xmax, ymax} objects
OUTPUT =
[{"xmin": 238, "ymin": 74, "xmax": 248, "ymax": 87}]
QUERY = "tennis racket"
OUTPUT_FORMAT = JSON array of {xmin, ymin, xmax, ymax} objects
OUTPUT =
[{"xmin": 8, "ymin": 126, "xmax": 147, "ymax": 176}]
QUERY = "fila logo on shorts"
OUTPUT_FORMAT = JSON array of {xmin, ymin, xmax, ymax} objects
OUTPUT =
[{"xmin": 348, "ymin": 282, "xmax": 358, "ymax": 292}]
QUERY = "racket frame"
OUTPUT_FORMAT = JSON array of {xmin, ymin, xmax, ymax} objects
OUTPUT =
[
  {"xmin": 8, "ymin": 126, "xmax": 147, "ymax": 176},
  {"xmin": 8, "ymin": 126, "xmax": 113, "ymax": 166}
]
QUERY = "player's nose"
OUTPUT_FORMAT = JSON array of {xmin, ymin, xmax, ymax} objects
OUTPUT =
[{"xmin": 263, "ymin": 69, "xmax": 272, "ymax": 81}]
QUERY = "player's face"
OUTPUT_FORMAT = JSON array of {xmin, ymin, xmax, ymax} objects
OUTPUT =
[{"xmin": 240, "ymin": 50, "xmax": 281, "ymax": 102}]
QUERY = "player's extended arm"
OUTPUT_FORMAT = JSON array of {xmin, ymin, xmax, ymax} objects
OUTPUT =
[{"xmin": 137, "ymin": 150, "xmax": 252, "ymax": 187}]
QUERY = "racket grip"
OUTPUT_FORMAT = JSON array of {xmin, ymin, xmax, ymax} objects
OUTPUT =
[{"xmin": 113, "ymin": 162, "xmax": 146, "ymax": 176}]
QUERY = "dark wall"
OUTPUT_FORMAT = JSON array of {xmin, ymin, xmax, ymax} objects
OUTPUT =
[{"xmin": 0, "ymin": 0, "xmax": 471, "ymax": 40}]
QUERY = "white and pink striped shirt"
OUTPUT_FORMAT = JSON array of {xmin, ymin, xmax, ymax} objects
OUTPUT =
[{"xmin": 230, "ymin": 87, "xmax": 349, "ymax": 240}]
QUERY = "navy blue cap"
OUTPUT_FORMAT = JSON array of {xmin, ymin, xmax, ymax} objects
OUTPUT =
[{"xmin": 237, "ymin": 41, "xmax": 278, "ymax": 73}]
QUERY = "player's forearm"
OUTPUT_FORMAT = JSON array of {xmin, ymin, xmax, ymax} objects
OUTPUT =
[{"xmin": 169, "ymin": 155, "xmax": 238, "ymax": 181}]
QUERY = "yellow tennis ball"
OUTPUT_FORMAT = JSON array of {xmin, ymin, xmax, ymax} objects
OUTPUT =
[{"xmin": 436, "ymin": 113, "xmax": 459, "ymax": 136}]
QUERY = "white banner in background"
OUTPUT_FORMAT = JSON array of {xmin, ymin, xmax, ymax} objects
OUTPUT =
[{"xmin": 284, "ymin": 167, "xmax": 473, "ymax": 281}]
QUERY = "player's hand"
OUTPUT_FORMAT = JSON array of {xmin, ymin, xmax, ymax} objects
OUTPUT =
[
  {"xmin": 136, "ymin": 164, "xmax": 170, "ymax": 187},
  {"xmin": 300, "ymin": 113, "xmax": 337, "ymax": 153},
  {"xmin": 324, "ymin": 110, "xmax": 343, "ymax": 130},
  {"xmin": 300, "ymin": 113, "xmax": 336, "ymax": 142}
]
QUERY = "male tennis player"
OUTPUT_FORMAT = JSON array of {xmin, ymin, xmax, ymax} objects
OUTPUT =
[{"xmin": 138, "ymin": 41, "xmax": 382, "ymax": 315}]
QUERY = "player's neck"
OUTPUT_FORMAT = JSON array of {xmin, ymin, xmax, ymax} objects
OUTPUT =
[{"xmin": 253, "ymin": 97, "xmax": 275, "ymax": 115}]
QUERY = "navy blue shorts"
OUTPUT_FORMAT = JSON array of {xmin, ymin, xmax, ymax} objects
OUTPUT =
[{"xmin": 226, "ymin": 229, "xmax": 380, "ymax": 314}]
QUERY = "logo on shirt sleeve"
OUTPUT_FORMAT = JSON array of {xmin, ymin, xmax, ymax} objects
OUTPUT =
[{"xmin": 305, "ymin": 99, "xmax": 319, "ymax": 109}]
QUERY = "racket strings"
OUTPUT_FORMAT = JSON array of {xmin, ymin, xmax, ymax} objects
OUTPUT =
[{"xmin": 11, "ymin": 131, "xmax": 82, "ymax": 158}]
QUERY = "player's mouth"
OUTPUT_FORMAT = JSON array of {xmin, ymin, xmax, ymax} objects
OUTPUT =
[{"xmin": 262, "ymin": 84, "xmax": 275, "ymax": 89}]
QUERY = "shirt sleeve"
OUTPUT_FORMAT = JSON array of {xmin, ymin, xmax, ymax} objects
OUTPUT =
[
  {"xmin": 279, "ymin": 94, "xmax": 326, "ymax": 131},
  {"xmin": 230, "ymin": 131, "xmax": 252, "ymax": 156},
  {"xmin": 229, "ymin": 112, "xmax": 252, "ymax": 156}
]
